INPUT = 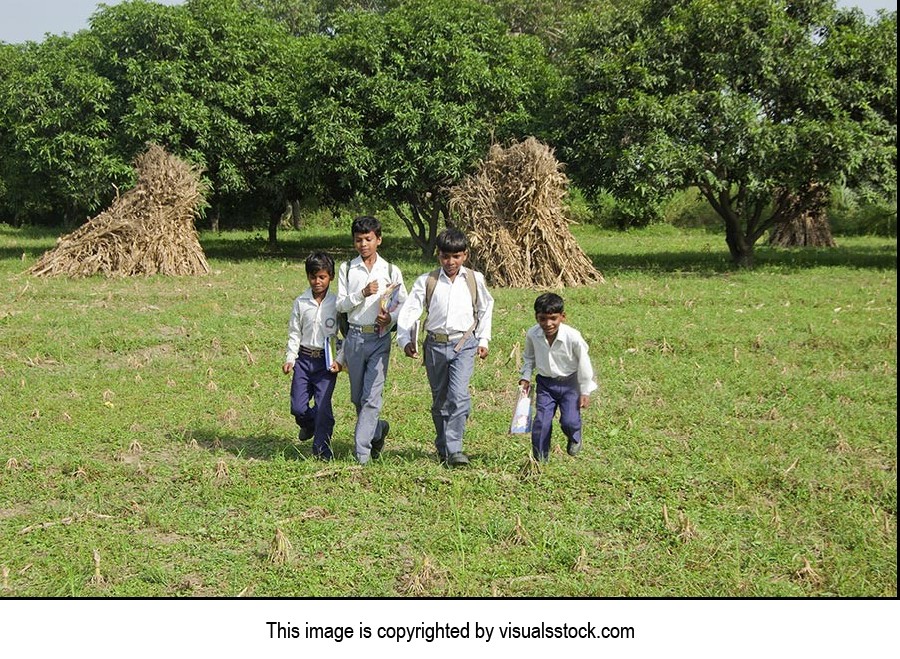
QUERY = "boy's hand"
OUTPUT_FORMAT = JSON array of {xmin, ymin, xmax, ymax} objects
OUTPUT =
[
  {"xmin": 362, "ymin": 280, "xmax": 380, "ymax": 297},
  {"xmin": 403, "ymin": 343, "xmax": 418, "ymax": 358},
  {"xmin": 579, "ymin": 395, "xmax": 590, "ymax": 409},
  {"xmin": 476, "ymin": 346, "xmax": 489, "ymax": 359},
  {"xmin": 375, "ymin": 309, "xmax": 391, "ymax": 329},
  {"xmin": 329, "ymin": 362, "xmax": 343, "ymax": 373},
  {"xmin": 282, "ymin": 362, "xmax": 293, "ymax": 374},
  {"xmin": 518, "ymin": 379, "xmax": 530, "ymax": 394}
]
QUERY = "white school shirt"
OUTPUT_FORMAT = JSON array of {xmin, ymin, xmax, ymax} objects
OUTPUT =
[
  {"xmin": 520, "ymin": 323, "xmax": 598, "ymax": 396},
  {"xmin": 396, "ymin": 266, "xmax": 494, "ymax": 350},
  {"xmin": 336, "ymin": 254, "xmax": 407, "ymax": 327},
  {"xmin": 284, "ymin": 289, "xmax": 338, "ymax": 364}
]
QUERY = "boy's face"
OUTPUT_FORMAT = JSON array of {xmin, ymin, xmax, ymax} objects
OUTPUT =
[
  {"xmin": 353, "ymin": 231, "xmax": 382, "ymax": 259},
  {"xmin": 307, "ymin": 269, "xmax": 332, "ymax": 297},
  {"xmin": 536, "ymin": 311, "xmax": 566, "ymax": 340},
  {"xmin": 438, "ymin": 250, "xmax": 467, "ymax": 278}
]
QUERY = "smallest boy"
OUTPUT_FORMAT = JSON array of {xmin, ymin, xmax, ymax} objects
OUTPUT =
[
  {"xmin": 518, "ymin": 293, "xmax": 597, "ymax": 462},
  {"xmin": 283, "ymin": 252, "xmax": 342, "ymax": 461}
]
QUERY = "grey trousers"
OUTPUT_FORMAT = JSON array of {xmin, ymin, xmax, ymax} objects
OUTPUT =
[
  {"xmin": 423, "ymin": 335, "xmax": 477, "ymax": 456},
  {"xmin": 343, "ymin": 328, "xmax": 391, "ymax": 463}
]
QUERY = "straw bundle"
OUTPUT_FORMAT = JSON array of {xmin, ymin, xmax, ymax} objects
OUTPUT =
[
  {"xmin": 768, "ymin": 183, "xmax": 835, "ymax": 248},
  {"xmin": 30, "ymin": 144, "xmax": 209, "ymax": 277},
  {"xmin": 450, "ymin": 137, "xmax": 603, "ymax": 288}
]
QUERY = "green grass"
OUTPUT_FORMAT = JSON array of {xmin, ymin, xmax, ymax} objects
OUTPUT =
[{"xmin": 0, "ymin": 223, "xmax": 895, "ymax": 596}]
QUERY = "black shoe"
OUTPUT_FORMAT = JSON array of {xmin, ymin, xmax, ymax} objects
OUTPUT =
[
  {"xmin": 447, "ymin": 452, "xmax": 470, "ymax": 467},
  {"xmin": 371, "ymin": 421, "xmax": 389, "ymax": 459},
  {"xmin": 297, "ymin": 426, "xmax": 314, "ymax": 441},
  {"xmin": 567, "ymin": 440, "xmax": 582, "ymax": 456}
]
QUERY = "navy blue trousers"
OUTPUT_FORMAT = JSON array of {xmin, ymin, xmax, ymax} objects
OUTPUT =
[
  {"xmin": 290, "ymin": 353, "xmax": 337, "ymax": 459},
  {"xmin": 531, "ymin": 373, "xmax": 582, "ymax": 460}
]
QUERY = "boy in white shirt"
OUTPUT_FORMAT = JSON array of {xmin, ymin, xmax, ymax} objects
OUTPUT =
[
  {"xmin": 336, "ymin": 216, "xmax": 407, "ymax": 464},
  {"xmin": 397, "ymin": 228, "xmax": 494, "ymax": 467},
  {"xmin": 283, "ymin": 252, "xmax": 342, "ymax": 460},
  {"xmin": 519, "ymin": 293, "xmax": 597, "ymax": 462}
]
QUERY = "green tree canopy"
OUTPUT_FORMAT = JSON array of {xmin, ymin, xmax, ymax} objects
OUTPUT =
[
  {"xmin": 90, "ymin": 0, "xmax": 308, "ymax": 228},
  {"xmin": 299, "ymin": 0, "xmax": 550, "ymax": 254},
  {"xmin": 558, "ymin": 0, "xmax": 897, "ymax": 266},
  {"xmin": 0, "ymin": 34, "xmax": 131, "ymax": 224}
]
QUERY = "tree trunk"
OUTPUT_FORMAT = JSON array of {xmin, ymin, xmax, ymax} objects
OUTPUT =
[
  {"xmin": 268, "ymin": 213, "xmax": 279, "ymax": 247},
  {"xmin": 702, "ymin": 185, "xmax": 756, "ymax": 268},
  {"xmin": 290, "ymin": 199, "xmax": 302, "ymax": 230},
  {"xmin": 724, "ymin": 221, "xmax": 754, "ymax": 268},
  {"xmin": 393, "ymin": 193, "xmax": 447, "ymax": 257}
]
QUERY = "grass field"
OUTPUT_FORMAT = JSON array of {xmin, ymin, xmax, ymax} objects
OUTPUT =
[{"xmin": 0, "ymin": 223, "xmax": 895, "ymax": 597}]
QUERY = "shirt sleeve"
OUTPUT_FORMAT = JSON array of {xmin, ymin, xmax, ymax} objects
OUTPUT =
[
  {"xmin": 284, "ymin": 298, "xmax": 303, "ymax": 364},
  {"xmin": 520, "ymin": 329, "xmax": 535, "ymax": 382},
  {"xmin": 473, "ymin": 271, "xmax": 494, "ymax": 348},
  {"xmin": 336, "ymin": 261, "xmax": 365, "ymax": 313},
  {"xmin": 388, "ymin": 265, "xmax": 408, "ymax": 327},
  {"xmin": 575, "ymin": 334, "xmax": 598, "ymax": 395},
  {"xmin": 396, "ymin": 273, "xmax": 426, "ymax": 350}
]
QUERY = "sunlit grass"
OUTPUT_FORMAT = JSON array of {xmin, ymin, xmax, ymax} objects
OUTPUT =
[{"xmin": 0, "ymin": 224, "xmax": 895, "ymax": 596}]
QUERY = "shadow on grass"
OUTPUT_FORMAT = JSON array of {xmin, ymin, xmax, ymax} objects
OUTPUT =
[
  {"xmin": 589, "ymin": 243, "xmax": 897, "ymax": 276},
  {"xmin": 198, "ymin": 231, "xmax": 425, "ymax": 266},
  {"xmin": 4, "ymin": 223, "xmax": 895, "ymax": 273},
  {"xmin": 187, "ymin": 428, "xmax": 350, "ymax": 462},
  {"xmin": 187, "ymin": 427, "xmax": 439, "ymax": 465},
  {"xmin": 199, "ymin": 232, "xmax": 352, "ymax": 263}
]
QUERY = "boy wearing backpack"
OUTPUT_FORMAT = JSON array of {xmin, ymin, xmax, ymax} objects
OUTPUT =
[
  {"xmin": 336, "ymin": 215, "xmax": 407, "ymax": 465},
  {"xmin": 397, "ymin": 228, "xmax": 494, "ymax": 467}
]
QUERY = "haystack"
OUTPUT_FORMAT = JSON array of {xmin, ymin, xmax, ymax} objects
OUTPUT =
[
  {"xmin": 29, "ymin": 144, "xmax": 209, "ymax": 277},
  {"xmin": 769, "ymin": 183, "xmax": 836, "ymax": 248},
  {"xmin": 449, "ymin": 137, "xmax": 603, "ymax": 288}
]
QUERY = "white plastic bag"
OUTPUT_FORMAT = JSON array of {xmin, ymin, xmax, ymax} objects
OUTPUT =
[{"xmin": 509, "ymin": 386, "xmax": 533, "ymax": 434}]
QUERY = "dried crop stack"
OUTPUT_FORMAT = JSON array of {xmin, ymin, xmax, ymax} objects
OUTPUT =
[
  {"xmin": 450, "ymin": 137, "xmax": 603, "ymax": 288},
  {"xmin": 30, "ymin": 144, "xmax": 209, "ymax": 278},
  {"xmin": 769, "ymin": 183, "xmax": 835, "ymax": 248}
]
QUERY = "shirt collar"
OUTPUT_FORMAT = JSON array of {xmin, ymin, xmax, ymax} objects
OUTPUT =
[
  {"xmin": 351, "ymin": 254, "xmax": 384, "ymax": 271},
  {"xmin": 300, "ymin": 288, "xmax": 332, "ymax": 302},
  {"xmin": 438, "ymin": 265, "xmax": 469, "ymax": 283}
]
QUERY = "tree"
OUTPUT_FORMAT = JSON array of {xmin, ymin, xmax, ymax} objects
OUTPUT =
[
  {"xmin": 238, "ymin": 0, "xmax": 391, "ymax": 36},
  {"xmin": 90, "ymin": 0, "xmax": 310, "ymax": 241},
  {"xmin": 300, "ymin": 0, "xmax": 549, "ymax": 255},
  {"xmin": 557, "ymin": 0, "xmax": 897, "ymax": 267},
  {"xmin": 0, "ymin": 35, "xmax": 132, "ymax": 224}
]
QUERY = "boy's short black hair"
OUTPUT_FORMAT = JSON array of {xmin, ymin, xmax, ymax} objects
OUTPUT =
[
  {"xmin": 351, "ymin": 215, "xmax": 382, "ymax": 237},
  {"xmin": 305, "ymin": 251, "xmax": 335, "ymax": 278},
  {"xmin": 534, "ymin": 292, "xmax": 564, "ymax": 315},
  {"xmin": 436, "ymin": 228, "xmax": 468, "ymax": 254}
]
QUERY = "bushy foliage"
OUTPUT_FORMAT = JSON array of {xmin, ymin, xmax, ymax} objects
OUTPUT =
[
  {"xmin": 556, "ymin": 0, "xmax": 897, "ymax": 266},
  {"xmin": 0, "ymin": 35, "xmax": 132, "ymax": 224}
]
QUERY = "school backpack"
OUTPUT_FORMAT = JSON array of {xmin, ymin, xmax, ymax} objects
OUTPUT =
[{"xmin": 423, "ymin": 267, "xmax": 479, "ymax": 324}]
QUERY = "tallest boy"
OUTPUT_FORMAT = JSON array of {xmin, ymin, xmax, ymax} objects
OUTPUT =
[{"xmin": 337, "ymin": 216, "xmax": 407, "ymax": 464}]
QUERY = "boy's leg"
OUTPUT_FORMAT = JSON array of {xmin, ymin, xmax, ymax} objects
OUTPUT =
[
  {"xmin": 442, "ymin": 338, "xmax": 477, "ymax": 457},
  {"xmin": 424, "ymin": 338, "xmax": 450, "ymax": 457},
  {"xmin": 351, "ymin": 332, "xmax": 391, "ymax": 463},
  {"xmin": 530, "ymin": 375, "xmax": 557, "ymax": 461},
  {"xmin": 557, "ymin": 375, "xmax": 583, "ymax": 455},
  {"xmin": 289, "ymin": 356, "xmax": 315, "ymax": 437},
  {"xmin": 310, "ymin": 360, "xmax": 338, "ymax": 460}
]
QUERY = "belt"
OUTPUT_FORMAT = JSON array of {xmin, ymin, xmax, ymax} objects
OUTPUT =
[
  {"xmin": 350, "ymin": 324, "xmax": 378, "ymax": 334},
  {"xmin": 299, "ymin": 346, "xmax": 324, "ymax": 358},
  {"xmin": 427, "ymin": 331, "xmax": 466, "ymax": 343}
]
